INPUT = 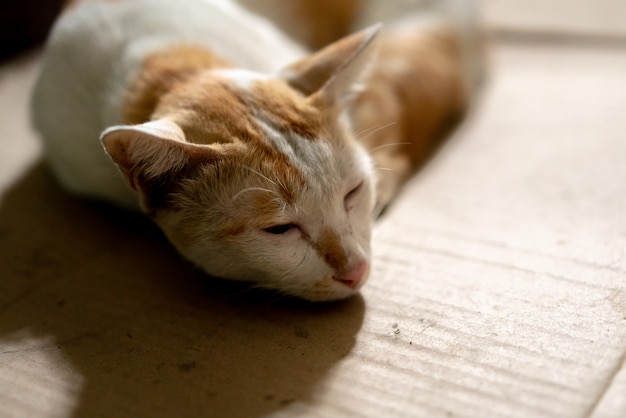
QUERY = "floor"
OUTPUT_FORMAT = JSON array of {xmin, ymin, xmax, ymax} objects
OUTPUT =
[{"xmin": 1, "ymin": 2, "xmax": 625, "ymax": 417}]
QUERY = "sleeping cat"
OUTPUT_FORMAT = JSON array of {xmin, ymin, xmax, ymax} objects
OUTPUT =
[{"xmin": 32, "ymin": 0, "xmax": 481, "ymax": 301}]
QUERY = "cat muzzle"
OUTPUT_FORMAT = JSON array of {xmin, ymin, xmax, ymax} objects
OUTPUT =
[{"xmin": 333, "ymin": 261, "xmax": 368, "ymax": 289}]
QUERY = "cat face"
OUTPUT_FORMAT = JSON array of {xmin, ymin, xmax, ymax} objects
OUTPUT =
[
  {"xmin": 102, "ymin": 26, "xmax": 380, "ymax": 301},
  {"xmin": 159, "ymin": 102, "xmax": 375, "ymax": 301}
]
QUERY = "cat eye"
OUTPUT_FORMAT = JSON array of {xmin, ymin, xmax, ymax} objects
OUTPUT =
[
  {"xmin": 344, "ymin": 181, "xmax": 364, "ymax": 210},
  {"xmin": 263, "ymin": 223, "xmax": 297, "ymax": 235}
]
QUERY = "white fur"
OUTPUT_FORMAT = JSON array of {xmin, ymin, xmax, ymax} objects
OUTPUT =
[
  {"xmin": 32, "ymin": 0, "xmax": 305, "ymax": 210},
  {"xmin": 255, "ymin": 118, "xmax": 300, "ymax": 163},
  {"xmin": 209, "ymin": 68, "xmax": 270, "ymax": 90}
]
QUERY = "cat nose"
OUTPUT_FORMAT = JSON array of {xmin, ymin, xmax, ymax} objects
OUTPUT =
[{"xmin": 333, "ymin": 261, "xmax": 368, "ymax": 289}]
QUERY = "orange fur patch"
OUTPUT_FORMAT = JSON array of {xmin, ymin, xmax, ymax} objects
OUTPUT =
[
  {"xmin": 123, "ymin": 43, "xmax": 322, "ymax": 210},
  {"xmin": 312, "ymin": 228, "xmax": 349, "ymax": 271},
  {"xmin": 171, "ymin": 151, "xmax": 307, "ymax": 241},
  {"xmin": 155, "ymin": 76, "xmax": 264, "ymax": 145},
  {"xmin": 124, "ymin": 44, "xmax": 231, "ymax": 125},
  {"xmin": 121, "ymin": 43, "xmax": 349, "ymax": 252},
  {"xmin": 126, "ymin": 44, "xmax": 324, "ymax": 145},
  {"xmin": 158, "ymin": 76, "xmax": 323, "ymax": 144},
  {"xmin": 153, "ymin": 76, "xmax": 316, "ymax": 221},
  {"xmin": 250, "ymin": 80, "xmax": 322, "ymax": 140}
]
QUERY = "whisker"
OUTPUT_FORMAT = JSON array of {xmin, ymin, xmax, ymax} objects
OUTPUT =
[
  {"xmin": 232, "ymin": 187, "xmax": 278, "ymax": 201},
  {"xmin": 284, "ymin": 253, "xmax": 307, "ymax": 276},
  {"xmin": 242, "ymin": 165, "xmax": 278, "ymax": 187},
  {"xmin": 369, "ymin": 142, "xmax": 412, "ymax": 153},
  {"xmin": 253, "ymin": 281, "xmax": 307, "ymax": 307},
  {"xmin": 375, "ymin": 167, "xmax": 394, "ymax": 171},
  {"xmin": 258, "ymin": 289, "xmax": 290, "ymax": 308},
  {"xmin": 355, "ymin": 120, "xmax": 398, "ymax": 141}
]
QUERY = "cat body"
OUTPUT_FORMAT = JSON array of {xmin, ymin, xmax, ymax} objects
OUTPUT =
[
  {"xmin": 33, "ymin": 0, "xmax": 306, "ymax": 209},
  {"xmin": 32, "ymin": 0, "xmax": 481, "ymax": 301},
  {"xmin": 239, "ymin": 0, "xmax": 483, "ymax": 208}
]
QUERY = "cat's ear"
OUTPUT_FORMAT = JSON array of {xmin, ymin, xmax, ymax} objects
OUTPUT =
[
  {"xmin": 280, "ymin": 24, "xmax": 381, "ymax": 104},
  {"xmin": 101, "ymin": 119, "xmax": 217, "ymax": 210}
]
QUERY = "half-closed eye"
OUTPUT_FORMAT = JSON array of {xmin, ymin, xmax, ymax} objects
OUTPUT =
[
  {"xmin": 263, "ymin": 223, "xmax": 298, "ymax": 235},
  {"xmin": 344, "ymin": 181, "xmax": 364, "ymax": 210}
]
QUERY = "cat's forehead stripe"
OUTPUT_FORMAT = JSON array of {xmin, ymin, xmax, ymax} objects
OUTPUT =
[
  {"xmin": 248, "ymin": 79, "xmax": 322, "ymax": 140},
  {"xmin": 208, "ymin": 68, "xmax": 269, "ymax": 90},
  {"xmin": 202, "ymin": 69, "xmax": 323, "ymax": 141},
  {"xmin": 124, "ymin": 44, "xmax": 344, "ymax": 239},
  {"xmin": 126, "ymin": 45, "xmax": 324, "ymax": 146}
]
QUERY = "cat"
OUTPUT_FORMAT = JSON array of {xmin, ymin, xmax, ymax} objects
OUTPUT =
[
  {"xmin": 238, "ymin": 0, "xmax": 484, "ymax": 212},
  {"xmin": 31, "ymin": 0, "xmax": 482, "ymax": 301}
]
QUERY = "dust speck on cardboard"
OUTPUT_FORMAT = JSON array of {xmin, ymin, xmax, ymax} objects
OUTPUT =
[
  {"xmin": 178, "ymin": 361, "xmax": 197, "ymax": 373},
  {"xmin": 294, "ymin": 325, "xmax": 310, "ymax": 339}
]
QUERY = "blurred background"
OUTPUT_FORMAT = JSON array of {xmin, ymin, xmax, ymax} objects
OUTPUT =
[{"xmin": 3, "ymin": 0, "xmax": 626, "ymax": 61}]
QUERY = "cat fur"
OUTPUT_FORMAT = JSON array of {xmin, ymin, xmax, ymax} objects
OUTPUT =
[{"xmin": 32, "ymin": 0, "xmax": 482, "ymax": 301}]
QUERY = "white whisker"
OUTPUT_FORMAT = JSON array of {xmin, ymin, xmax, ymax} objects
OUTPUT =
[
  {"xmin": 369, "ymin": 142, "xmax": 412, "ymax": 153},
  {"xmin": 243, "ymin": 284, "xmax": 290, "ymax": 308},
  {"xmin": 284, "ymin": 253, "xmax": 307, "ymax": 276},
  {"xmin": 355, "ymin": 120, "xmax": 398, "ymax": 141},
  {"xmin": 259, "ymin": 289, "xmax": 291, "ymax": 307},
  {"xmin": 243, "ymin": 165, "xmax": 278, "ymax": 187},
  {"xmin": 232, "ymin": 187, "xmax": 278, "ymax": 201},
  {"xmin": 254, "ymin": 281, "xmax": 307, "ymax": 306}
]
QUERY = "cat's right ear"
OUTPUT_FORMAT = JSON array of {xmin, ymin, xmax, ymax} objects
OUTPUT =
[
  {"xmin": 101, "ymin": 119, "xmax": 218, "ymax": 211},
  {"xmin": 280, "ymin": 24, "xmax": 381, "ymax": 105}
]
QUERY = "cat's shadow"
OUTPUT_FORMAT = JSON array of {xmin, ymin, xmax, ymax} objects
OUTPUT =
[{"xmin": 0, "ymin": 162, "xmax": 365, "ymax": 418}]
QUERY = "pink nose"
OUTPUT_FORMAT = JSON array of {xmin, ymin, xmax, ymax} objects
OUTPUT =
[{"xmin": 333, "ymin": 261, "xmax": 368, "ymax": 289}]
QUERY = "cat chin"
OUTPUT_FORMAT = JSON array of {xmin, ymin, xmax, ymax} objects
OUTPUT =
[
  {"xmin": 178, "ymin": 254, "xmax": 367, "ymax": 302},
  {"xmin": 213, "ymin": 269, "xmax": 368, "ymax": 302},
  {"xmin": 283, "ymin": 273, "xmax": 369, "ymax": 302},
  {"xmin": 251, "ymin": 277, "xmax": 368, "ymax": 302}
]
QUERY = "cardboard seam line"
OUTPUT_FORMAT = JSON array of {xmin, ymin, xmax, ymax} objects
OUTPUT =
[{"xmin": 584, "ymin": 343, "xmax": 626, "ymax": 417}]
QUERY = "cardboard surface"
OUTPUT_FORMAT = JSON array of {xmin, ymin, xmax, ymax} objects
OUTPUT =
[{"xmin": 1, "ymin": 13, "xmax": 626, "ymax": 418}]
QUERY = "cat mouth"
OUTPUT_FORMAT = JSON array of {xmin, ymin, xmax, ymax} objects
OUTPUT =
[
  {"xmin": 301, "ymin": 263, "xmax": 370, "ymax": 302},
  {"xmin": 305, "ymin": 284, "xmax": 360, "ymax": 302}
]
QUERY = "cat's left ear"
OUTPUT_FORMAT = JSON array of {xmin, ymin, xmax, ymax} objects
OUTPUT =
[
  {"xmin": 101, "ymin": 119, "xmax": 218, "ymax": 211},
  {"xmin": 280, "ymin": 23, "xmax": 381, "ymax": 105}
]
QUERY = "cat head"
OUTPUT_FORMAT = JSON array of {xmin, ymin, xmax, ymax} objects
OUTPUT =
[{"xmin": 101, "ymin": 25, "xmax": 380, "ymax": 301}]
